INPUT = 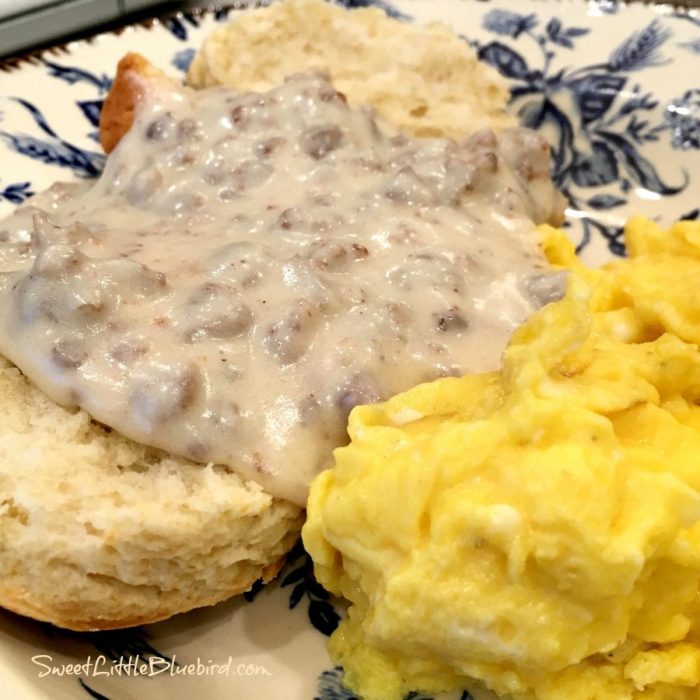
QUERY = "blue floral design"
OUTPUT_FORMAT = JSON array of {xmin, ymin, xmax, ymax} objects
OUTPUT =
[
  {"xmin": 0, "ymin": 99, "xmax": 104, "ymax": 177},
  {"xmin": 76, "ymin": 100, "xmax": 103, "ymax": 128},
  {"xmin": 314, "ymin": 667, "xmax": 439, "ymax": 700},
  {"xmin": 35, "ymin": 60, "xmax": 111, "ymax": 144},
  {"xmin": 41, "ymin": 59, "xmax": 112, "ymax": 93},
  {"xmin": 76, "ymin": 99, "xmax": 104, "ymax": 143},
  {"xmin": 666, "ymin": 89, "xmax": 700, "ymax": 150},
  {"xmin": 78, "ymin": 678, "xmax": 111, "ymax": 700},
  {"xmin": 280, "ymin": 540, "xmax": 340, "ymax": 636},
  {"xmin": 544, "ymin": 18, "xmax": 589, "ymax": 49},
  {"xmin": 0, "ymin": 180, "xmax": 33, "ymax": 204},
  {"xmin": 483, "ymin": 10, "xmax": 537, "ymax": 38},
  {"xmin": 314, "ymin": 667, "xmax": 475, "ymax": 700},
  {"xmin": 607, "ymin": 20, "xmax": 671, "ymax": 71},
  {"xmin": 679, "ymin": 38, "xmax": 700, "ymax": 55},
  {"xmin": 333, "ymin": 0, "xmax": 410, "ymax": 21},
  {"xmin": 172, "ymin": 48, "xmax": 196, "ymax": 73},
  {"xmin": 242, "ymin": 539, "xmax": 341, "ymax": 635},
  {"xmin": 162, "ymin": 13, "xmax": 201, "ymax": 41},
  {"xmin": 476, "ymin": 13, "xmax": 688, "ymax": 255},
  {"xmin": 243, "ymin": 576, "xmax": 266, "ymax": 602},
  {"xmin": 315, "ymin": 667, "xmax": 359, "ymax": 700}
]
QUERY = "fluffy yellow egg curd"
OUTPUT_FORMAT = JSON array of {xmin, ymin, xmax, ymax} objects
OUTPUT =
[{"xmin": 302, "ymin": 217, "xmax": 700, "ymax": 700}]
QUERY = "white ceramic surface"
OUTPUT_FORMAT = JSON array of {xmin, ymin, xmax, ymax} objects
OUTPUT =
[{"xmin": 0, "ymin": 1, "xmax": 698, "ymax": 698}]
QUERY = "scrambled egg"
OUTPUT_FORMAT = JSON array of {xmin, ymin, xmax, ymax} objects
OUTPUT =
[{"xmin": 302, "ymin": 217, "xmax": 700, "ymax": 700}]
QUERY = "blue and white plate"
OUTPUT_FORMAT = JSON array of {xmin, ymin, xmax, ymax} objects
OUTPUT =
[{"xmin": 0, "ymin": 1, "xmax": 698, "ymax": 699}]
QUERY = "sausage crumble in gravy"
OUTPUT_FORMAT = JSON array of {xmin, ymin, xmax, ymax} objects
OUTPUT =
[{"xmin": 0, "ymin": 72, "xmax": 566, "ymax": 505}]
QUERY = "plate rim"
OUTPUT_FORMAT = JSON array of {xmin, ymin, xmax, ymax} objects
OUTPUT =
[{"xmin": 0, "ymin": 0, "xmax": 698, "ymax": 72}]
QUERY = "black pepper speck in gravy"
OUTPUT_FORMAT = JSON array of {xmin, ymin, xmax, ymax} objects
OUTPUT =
[{"xmin": 0, "ymin": 72, "xmax": 567, "ymax": 505}]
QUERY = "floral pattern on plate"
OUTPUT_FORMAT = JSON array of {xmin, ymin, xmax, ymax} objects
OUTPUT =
[{"xmin": 0, "ymin": 1, "xmax": 698, "ymax": 699}]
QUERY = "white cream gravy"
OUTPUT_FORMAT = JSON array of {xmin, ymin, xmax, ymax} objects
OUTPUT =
[{"xmin": 0, "ymin": 73, "xmax": 566, "ymax": 505}]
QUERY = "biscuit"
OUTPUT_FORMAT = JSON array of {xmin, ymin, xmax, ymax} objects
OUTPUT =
[
  {"xmin": 99, "ymin": 52, "xmax": 171, "ymax": 153},
  {"xmin": 0, "ymin": 357, "xmax": 302, "ymax": 631},
  {"xmin": 5, "ymin": 0, "xmax": 515, "ymax": 630},
  {"xmin": 186, "ymin": 0, "xmax": 515, "ymax": 139}
]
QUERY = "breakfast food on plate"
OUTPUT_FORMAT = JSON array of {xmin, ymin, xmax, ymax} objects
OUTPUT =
[
  {"xmin": 6, "ymin": 53, "xmax": 564, "ymax": 506},
  {"xmin": 186, "ymin": 0, "xmax": 515, "ymax": 139},
  {"xmin": 0, "ymin": 354, "xmax": 301, "ymax": 630},
  {"xmin": 0, "ymin": 32, "xmax": 564, "ymax": 627},
  {"xmin": 303, "ymin": 217, "xmax": 700, "ymax": 700},
  {"xmin": 99, "ymin": 52, "xmax": 170, "ymax": 153}
]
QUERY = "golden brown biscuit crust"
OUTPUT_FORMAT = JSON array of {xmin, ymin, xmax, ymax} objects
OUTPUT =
[
  {"xmin": 0, "ymin": 548, "xmax": 290, "ymax": 631},
  {"xmin": 99, "ymin": 52, "xmax": 170, "ymax": 153}
]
